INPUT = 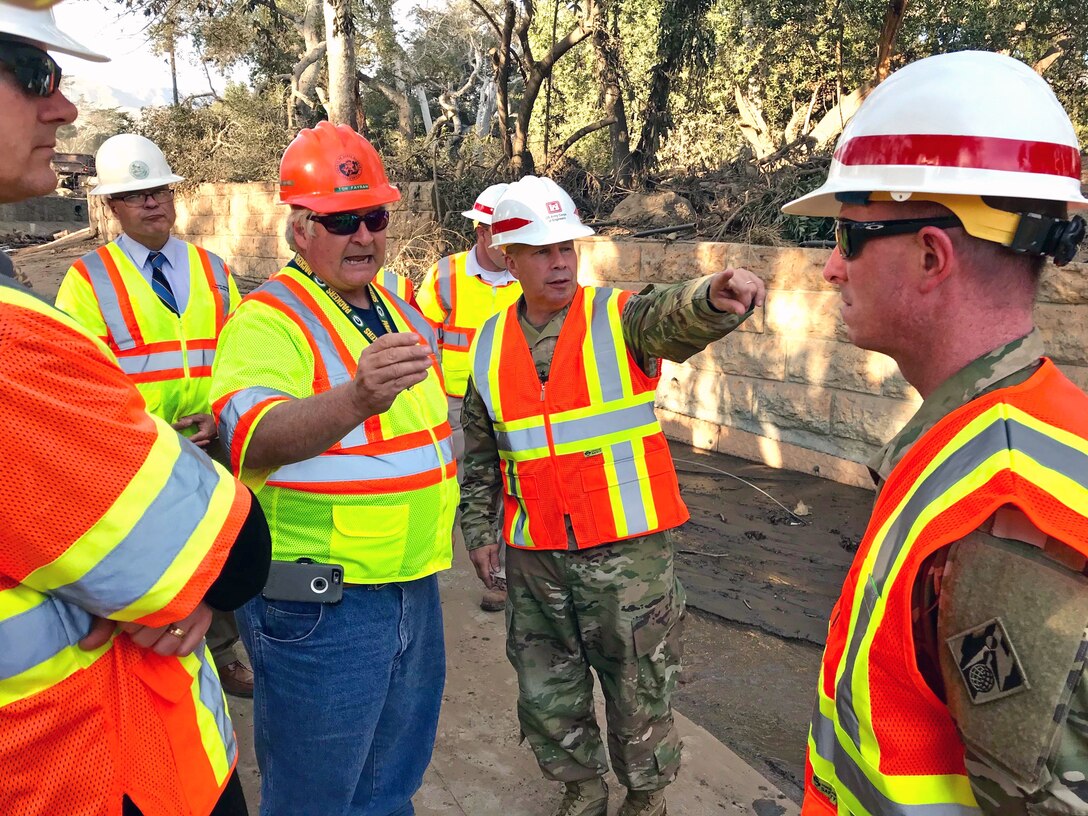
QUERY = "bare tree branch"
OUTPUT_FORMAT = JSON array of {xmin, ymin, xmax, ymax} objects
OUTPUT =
[
  {"xmin": 546, "ymin": 116, "xmax": 616, "ymax": 169},
  {"xmin": 469, "ymin": 0, "xmax": 503, "ymax": 40}
]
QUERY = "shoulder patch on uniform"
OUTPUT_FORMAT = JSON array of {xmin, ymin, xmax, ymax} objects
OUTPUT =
[{"xmin": 946, "ymin": 617, "xmax": 1030, "ymax": 704}]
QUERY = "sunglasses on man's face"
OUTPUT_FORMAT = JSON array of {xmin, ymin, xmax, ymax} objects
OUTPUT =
[
  {"xmin": 0, "ymin": 40, "xmax": 62, "ymax": 98},
  {"xmin": 834, "ymin": 215, "xmax": 962, "ymax": 260},
  {"xmin": 309, "ymin": 209, "xmax": 390, "ymax": 236}
]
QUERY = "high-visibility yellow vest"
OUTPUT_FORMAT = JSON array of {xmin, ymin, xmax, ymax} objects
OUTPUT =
[
  {"xmin": 377, "ymin": 266, "xmax": 414, "ymax": 304},
  {"xmin": 56, "ymin": 240, "xmax": 240, "ymax": 428},
  {"xmin": 469, "ymin": 285, "xmax": 688, "ymax": 550},
  {"xmin": 417, "ymin": 250, "xmax": 522, "ymax": 397},
  {"xmin": 0, "ymin": 277, "xmax": 251, "ymax": 816},
  {"xmin": 804, "ymin": 359, "xmax": 1088, "ymax": 816},
  {"xmin": 211, "ymin": 265, "xmax": 458, "ymax": 584}
]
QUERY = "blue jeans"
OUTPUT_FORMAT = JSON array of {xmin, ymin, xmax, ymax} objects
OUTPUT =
[{"xmin": 237, "ymin": 576, "xmax": 446, "ymax": 816}]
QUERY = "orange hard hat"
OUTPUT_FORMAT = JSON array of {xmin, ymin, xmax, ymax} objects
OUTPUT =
[{"xmin": 279, "ymin": 121, "xmax": 401, "ymax": 213}]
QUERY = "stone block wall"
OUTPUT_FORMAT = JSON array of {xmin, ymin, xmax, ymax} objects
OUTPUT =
[
  {"xmin": 576, "ymin": 236, "xmax": 1088, "ymax": 488},
  {"xmin": 86, "ymin": 184, "xmax": 1088, "ymax": 488},
  {"xmin": 1, "ymin": 195, "xmax": 89, "ymax": 238},
  {"xmin": 89, "ymin": 181, "xmax": 440, "ymax": 284}
]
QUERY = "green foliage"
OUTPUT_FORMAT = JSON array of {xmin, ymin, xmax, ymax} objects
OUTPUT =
[{"xmin": 138, "ymin": 84, "xmax": 293, "ymax": 184}]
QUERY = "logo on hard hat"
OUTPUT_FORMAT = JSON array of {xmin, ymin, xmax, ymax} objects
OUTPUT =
[
  {"xmin": 546, "ymin": 201, "xmax": 562, "ymax": 214},
  {"xmin": 129, "ymin": 161, "xmax": 150, "ymax": 180},
  {"xmin": 337, "ymin": 157, "xmax": 361, "ymax": 179}
]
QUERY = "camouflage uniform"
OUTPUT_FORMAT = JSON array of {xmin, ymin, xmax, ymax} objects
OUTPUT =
[
  {"xmin": 870, "ymin": 329, "xmax": 1088, "ymax": 814},
  {"xmin": 460, "ymin": 275, "xmax": 751, "ymax": 790}
]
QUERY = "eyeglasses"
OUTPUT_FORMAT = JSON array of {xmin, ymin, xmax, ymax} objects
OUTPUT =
[
  {"xmin": 309, "ymin": 209, "xmax": 390, "ymax": 236},
  {"xmin": 0, "ymin": 40, "xmax": 62, "ymax": 98},
  {"xmin": 834, "ymin": 216, "xmax": 962, "ymax": 259},
  {"xmin": 113, "ymin": 188, "xmax": 175, "ymax": 207}
]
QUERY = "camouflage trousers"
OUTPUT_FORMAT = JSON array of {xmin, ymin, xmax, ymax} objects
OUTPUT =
[{"xmin": 505, "ymin": 530, "xmax": 686, "ymax": 791}]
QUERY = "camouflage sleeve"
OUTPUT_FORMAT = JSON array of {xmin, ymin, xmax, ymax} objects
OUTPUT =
[
  {"xmin": 621, "ymin": 275, "xmax": 752, "ymax": 371},
  {"xmin": 457, "ymin": 376, "xmax": 503, "ymax": 551}
]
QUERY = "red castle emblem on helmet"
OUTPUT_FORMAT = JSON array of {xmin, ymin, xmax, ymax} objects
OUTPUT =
[{"xmin": 546, "ymin": 200, "xmax": 562, "ymax": 214}]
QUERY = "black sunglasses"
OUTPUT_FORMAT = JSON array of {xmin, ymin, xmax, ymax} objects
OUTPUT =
[
  {"xmin": 0, "ymin": 40, "xmax": 62, "ymax": 99},
  {"xmin": 834, "ymin": 216, "xmax": 962, "ymax": 259},
  {"xmin": 309, "ymin": 209, "xmax": 390, "ymax": 236}
]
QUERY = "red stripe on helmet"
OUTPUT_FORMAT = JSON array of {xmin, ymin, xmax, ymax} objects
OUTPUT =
[
  {"xmin": 491, "ymin": 217, "xmax": 533, "ymax": 234},
  {"xmin": 474, "ymin": 203, "xmax": 495, "ymax": 215},
  {"xmin": 835, "ymin": 134, "xmax": 1081, "ymax": 180}
]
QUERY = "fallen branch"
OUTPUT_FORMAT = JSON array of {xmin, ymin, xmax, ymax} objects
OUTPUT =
[
  {"xmin": 630, "ymin": 222, "xmax": 696, "ymax": 238},
  {"xmin": 12, "ymin": 226, "xmax": 95, "ymax": 256}
]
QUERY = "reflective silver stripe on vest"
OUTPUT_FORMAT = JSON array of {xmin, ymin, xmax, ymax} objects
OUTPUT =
[
  {"xmin": 551, "ymin": 401, "xmax": 656, "ymax": 448},
  {"xmin": 197, "ymin": 646, "xmax": 237, "ymax": 766},
  {"xmin": 268, "ymin": 436, "xmax": 454, "ymax": 485},
  {"xmin": 436, "ymin": 255, "xmax": 454, "ymax": 315},
  {"xmin": 471, "ymin": 315, "xmax": 500, "ymax": 418},
  {"xmin": 207, "ymin": 252, "xmax": 231, "ymax": 319},
  {"xmin": 218, "ymin": 386, "xmax": 294, "ymax": 456},
  {"xmin": 115, "ymin": 347, "xmax": 215, "ymax": 376},
  {"xmin": 811, "ymin": 705, "xmax": 979, "ymax": 816},
  {"xmin": 0, "ymin": 596, "xmax": 93, "ymax": 680},
  {"xmin": 256, "ymin": 278, "xmax": 368, "ymax": 448},
  {"xmin": 444, "ymin": 328, "xmax": 471, "ymax": 348},
  {"xmin": 609, "ymin": 438, "xmax": 649, "ymax": 530},
  {"xmin": 79, "ymin": 246, "xmax": 137, "ymax": 351},
  {"xmin": 495, "ymin": 400, "xmax": 656, "ymax": 455},
  {"xmin": 385, "ymin": 287, "xmax": 440, "ymax": 356},
  {"xmin": 49, "ymin": 442, "xmax": 225, "ymax": 615},
  {"xmin": 496, "ymin": 424, "xmax": 549, "ymax": 453},
  {"xmin": 836, "ymin": 415, "xmax": 1088, "ymax": 749},
  {"xmin": 589, "ymin": 288, "xmax": 625, "ymax": 402},
  {"xmin": 504, "ymin": 464, "xmax": 531, "ymax": 546},
  {"xmin": 379, "ymin": 268, "xmax": 402, "ymax": 297}
]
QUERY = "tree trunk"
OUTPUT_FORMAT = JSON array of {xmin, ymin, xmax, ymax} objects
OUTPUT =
[
  {"xmin": 734, "ymin": 87, "xmax": 777, "ymax": 158},
  {"xmin": 875, "ymin": 0, "xmax": 909, "ymax": 82},
  {"xmin": 293, "ymin": 0, "xmax": 324, "ymax": 124},
  {"xmin": 592, "ymin": 5, "xmax": 631, "ymax": 185},
  {"xmin": 323, "ymin": 0, "xmax": 358, "ymax": 129}
]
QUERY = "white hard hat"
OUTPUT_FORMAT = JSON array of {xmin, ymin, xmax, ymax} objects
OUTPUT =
[
  {"xmin": 489, "ymin": 176, "xmax": 594, "ymax": 248},
  {"xmin": 784, "ymin": 51, "xmax": 1088, "ymax": 218},
  {"xmin": 461, "ymin": 183, "xmax": 509, "ymax": 225},
  {"xmin": 0, "ymin": 5, "xmax": 108, "ymax": 62},
  {"xmin": 90, "ymin": 134, "xmax": 185, "ymax": 196}
]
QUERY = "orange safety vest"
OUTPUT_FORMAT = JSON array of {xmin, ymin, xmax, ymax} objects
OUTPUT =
[
  {"xmin": 418, "ymin": 250, "xmax": 522, "ymax": 397},
  {"xmin": 804, "ymin": 359, "xmax": 1088, "ymax": 816},
  {"xmin": 1, "ymin": 278, "xmax": 251, "ymax": 816},
  {"xmin": 58, "ymin": 240, "xmax": 235, "ymax": 426},
  {"xmin": 469, "ymin": 285, "xmax": 688, "ymax": 550}
]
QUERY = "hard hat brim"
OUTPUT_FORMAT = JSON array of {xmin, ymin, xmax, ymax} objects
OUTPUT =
[
  {"xmin": 3, "ymin": 15, "xmax": 110, "ymax": 63},
  {"xmin": 280, "ymin": 185, "xmax": 402, "ymax": 214},
  {"xmin": 90, "ymin": 173, "xmax": 186, "ymax": 197},
  {"xmin": 490, "ymin": 221, "xmax": 595, "ymax": 249},
  {"xmin": 784, "ymin": 166, "xmax": 1088, "ymax": 217},
  {"xmin": 461, "ymin": 208, "xmax": 493, "ymax": 225}
]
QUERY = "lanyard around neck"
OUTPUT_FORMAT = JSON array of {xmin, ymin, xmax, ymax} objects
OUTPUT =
[{"xmin": 291, "ymin": 255, "xmax": 396, "ymax": 342}]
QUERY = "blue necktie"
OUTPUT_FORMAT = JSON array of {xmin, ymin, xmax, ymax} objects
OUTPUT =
[{"xmin": 148, "ymin": 251, "xmax": 179, "ymax": 315}]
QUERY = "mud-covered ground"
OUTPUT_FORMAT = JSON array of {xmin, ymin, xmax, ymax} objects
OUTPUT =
[
  {"xmin": 668, "ymin": 446, "xmax": 872, "ymax": 800},
  {"xmin": 12, "ymin": 239, "xmax": 874, "ymax": 804}
]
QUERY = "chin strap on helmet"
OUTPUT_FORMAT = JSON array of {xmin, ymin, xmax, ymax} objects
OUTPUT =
[{"xmin": 1010, "ymin": 213, "xmax": 1086, "ymax": 266}]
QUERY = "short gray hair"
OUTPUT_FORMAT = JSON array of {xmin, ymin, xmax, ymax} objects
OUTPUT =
[{"xmin": 285, "ymin": 207, "xmax": 315, "ymax": 253}]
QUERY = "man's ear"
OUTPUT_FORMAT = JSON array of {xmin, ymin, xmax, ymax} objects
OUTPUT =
[
  {"xmin": 503, "ymin": 245, "xmax": 520, "ymax": 279},
  {"xmin": 292, "ymin": 219, "xmax": 311, "ymax": 253},
  {"xmin": 917, "ymin": 226, "xmax": 956, "ymax": 295}
]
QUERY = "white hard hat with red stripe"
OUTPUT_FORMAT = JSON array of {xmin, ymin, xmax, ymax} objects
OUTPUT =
[
  {"xmin": 489, "ymin": 176, "xmax": 595, "ymax": 248},
  {"xmin": 785, "ymin": 51, "xmax": 1087, "ymax": 216},
  {"xmin": 461, "ymin": 183, "xmax": 509, "ymax": 225}
]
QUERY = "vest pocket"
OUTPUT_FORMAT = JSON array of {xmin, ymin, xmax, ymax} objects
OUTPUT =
[{"xmin": 331, "ymin": 503, "xmax": 410, "ymax": 550}]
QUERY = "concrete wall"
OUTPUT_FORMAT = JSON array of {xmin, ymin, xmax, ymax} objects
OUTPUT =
[
  {"xmin": 87, "ymin": 183, "xmax": 1088, "ymax": 488},
  {"xmin": 1, "ymin": 195, "xmax": 89, "ymax": 238},
  {"xmin": 89, "ymin": 181, "xmax": 441, "ymax": 282},
  {"xmin": 577, "ymin": 237, "xmax": 1088, "ymax": 488}
]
